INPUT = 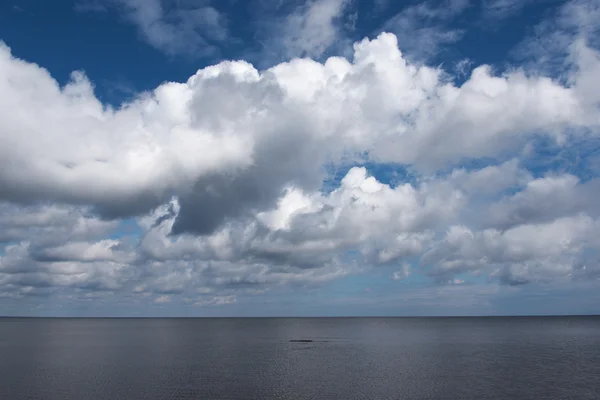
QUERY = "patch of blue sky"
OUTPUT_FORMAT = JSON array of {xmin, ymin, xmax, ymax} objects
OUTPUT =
[
  {"xmin": 0, "ymin": 239, "xmax": 19, "ymax": 247},
  {"xmin": 460, "ymin": 1, "xmax": 565, "ymax": 67},
  {"xmin": 453, "ymin": 271, "xmax": 489, "ymax": 285},
  {"xmin": 0, "ymin": 2, "xmax": 214, "ymax": 106},
  {"xmin": 522, "ymin": 134, "xmax": 600, "ymax": 182},
  {"xmin": 0, "ymin": 240, "xmax": 22, "ymax": 259},
  {"xmin": 109, "ymin": 218, "xmax": 144, "ymax": 240},
  {"xmin": 328, "ymin": 254, "xmax": 426, "ymax": 292},
  {"xmin": 321, "ymin": 273, "xmax": 388, "ymax": 297},
  {"xmin": 333, "ymin": 251, "xmax": 437, "ymax": 295}
]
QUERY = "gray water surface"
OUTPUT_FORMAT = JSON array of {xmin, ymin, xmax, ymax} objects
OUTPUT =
[{"xmin": 1, "ymin": 317, "xmax": 599, "ymax": 399}]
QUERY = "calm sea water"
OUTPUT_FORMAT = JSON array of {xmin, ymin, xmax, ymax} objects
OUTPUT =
[{"xmin": 1, "ymin": 317, "xmax": 599, "ymax": 399}]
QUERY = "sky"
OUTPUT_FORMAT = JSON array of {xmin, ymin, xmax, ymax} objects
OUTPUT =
[{"xmin": 0, "ymin": 0, "xmax": 600, "ymax": 317}]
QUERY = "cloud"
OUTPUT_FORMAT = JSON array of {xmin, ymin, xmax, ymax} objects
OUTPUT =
[
  {"xmin": 422, "ymin": 214, "xmax": 600, "ymax": 284},
  {"xmin": 0, "ymin": 203, "xmax": 118, "ymax": 244},
  {"xmin": 480, "ymin": 0, "xmax": 537, "ymax": 22},
  {"xmin": 2, "ymin": 18, "xmax": 600, "ymax": 312},
  {"xmin": 79, "ymin": 0, "xmax": 230, "ymax": 58},
  {"xmin": 253, "ymin": 0, "xmax": 354, "ymax": 65},
  {"xmin": 453, "ymin": 58, "xmax": 473, "ymax": 78},
  {"xmin": 446, "ymin": 159, "xmax": 532, "ymax": 196},
  {"xmin": 486, "ymin": 174, "xmax": 600, "ymax": 229},
  {"xmin": 392, "ymin": 263, "xmax": 411, "ymax": 280},
  {"xmin": 155, "ymin": 294, "xmax": 170, "ymax": 303},
  {"xmin": 372, "ymin": 0, "xmax": 389, "ymax": 12},
  {"xmin": 279, "ymin": 0, "xmax": 351, "ymax": 59},
  {"xmin": 1, "ymin": 30, "xmax": 598, "ymax": 234},
  {"xmin": 512, "ymin": 0, "xmax": 600, "ymax": 80},
  {"xmin": 194, "ymin": 295, "xmax": 236, "ymax": 307},
  {"xmin": 74, "ymin": 0, "xmax": 109, "ymax": 13},
  {"xmin": 380, "ymin": 0, "xmax": 469, "ymax": 61},
  {"xmin": 30, "ymin": 239, "xmax": 134, "ymax": 264}
]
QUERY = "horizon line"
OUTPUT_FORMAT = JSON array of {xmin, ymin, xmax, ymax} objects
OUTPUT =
[{"xmin": 2, "ymin": 314, "xmax": 599, "ymax": 319}]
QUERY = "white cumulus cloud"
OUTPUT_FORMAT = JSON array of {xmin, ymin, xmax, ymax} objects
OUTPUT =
[{"xmin": 2, "ymin": 12, "xmax": 600, "ymax": 312}]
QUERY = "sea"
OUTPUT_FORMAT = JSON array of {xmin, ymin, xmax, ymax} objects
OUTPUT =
[{"xmin": 1, "ymin": 316, "xmax": 599, "ymax": 399}]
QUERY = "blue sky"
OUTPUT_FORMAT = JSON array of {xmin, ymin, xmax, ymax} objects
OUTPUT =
[{"xmin": 1, "ymin": 0, "xmax": 600, "ymax": 316}]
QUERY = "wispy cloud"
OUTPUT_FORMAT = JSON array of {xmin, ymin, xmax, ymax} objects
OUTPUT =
[
  {"xmin": 253, "ymin": 0, "xmax": 354, "ymax": 65},
  {"xmin": 155, "ymin": 294, "xmax": 171, "ymax": 303},
  {"xmin": 511, "ymin": 0, "xmax": 600, "ymax": 76},
  {"xmin": 379, "ymin": 0, "xmax": 469, "ymax": 61},
  {"xmin": 74, "ymin": 0, "xmax": 109, "ymax": 13},
  {"xmin": 281, "ymin": 0, "xmax": 351, "ymax": 58},
  {"xmin": 453, "ymin": 57, "xmax": 473, "ymax": 78},
  {"xmin": 392, "ymin": 264, "xmax": 411, "ymax": 281},
  {"xmin": 480, "ymin": 0, "xmax": 536, "ymax": 22},
  {"xmin": 194, "ymin": 295, "xmax": 236, "ymax": 307},
  {"xmin": 78, "ymin": 0, "xmax": 230, "ymax": 58},
  {"xmin": 373, "ymin": 0, "xmax": 389, "ymax": 12}
]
